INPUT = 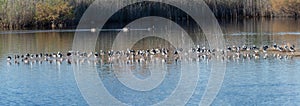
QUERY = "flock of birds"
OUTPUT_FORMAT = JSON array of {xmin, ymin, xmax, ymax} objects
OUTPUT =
[{"xmin": 6, "ymin": 43, "xmax": 298, "ymax": 65}]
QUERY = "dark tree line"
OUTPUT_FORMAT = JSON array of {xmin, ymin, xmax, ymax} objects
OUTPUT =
[{"xmin": 0, "ymin": 0, "xmax": 299, "ymax": 30}]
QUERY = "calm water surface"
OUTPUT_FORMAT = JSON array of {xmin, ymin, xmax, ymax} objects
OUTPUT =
[{"xmin": 0, "ymin": 18, "xmax": 300, "ymax": 105}]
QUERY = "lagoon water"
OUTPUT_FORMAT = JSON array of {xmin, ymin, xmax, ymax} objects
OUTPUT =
[{"xmin": 1, "ymin": 18, "xmax": 300, "ymax": 105}]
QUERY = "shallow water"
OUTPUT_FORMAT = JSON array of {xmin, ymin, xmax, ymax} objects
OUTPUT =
[{"xmin": 1, "ymin": 18, "xmax": 300, "ymax": 105}]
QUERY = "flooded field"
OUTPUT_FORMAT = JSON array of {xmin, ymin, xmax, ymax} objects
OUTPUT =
[{"xmin": 0, "ymin": 18, "xmax": 300, "ymax": 105}]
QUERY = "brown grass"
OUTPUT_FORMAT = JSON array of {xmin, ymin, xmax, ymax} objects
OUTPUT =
[{"xmin": 270, "ymin": 0, "xmax": 300, "ymax": 16}]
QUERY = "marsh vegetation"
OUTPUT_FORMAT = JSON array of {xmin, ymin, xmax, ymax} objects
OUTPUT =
[{"xmin": 0, "ymin": 0, "xmax": 299, "ymax": 29}]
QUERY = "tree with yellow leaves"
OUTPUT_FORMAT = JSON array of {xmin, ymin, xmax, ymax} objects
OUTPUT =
[{"xmin": 35, "ymin": 0, "xmax": 73, "ymax": 28}]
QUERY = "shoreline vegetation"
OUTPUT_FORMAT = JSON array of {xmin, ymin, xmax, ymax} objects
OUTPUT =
[{"xmin": 0, "ymin": 0, "xmax": 299, "ymax": 30}]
